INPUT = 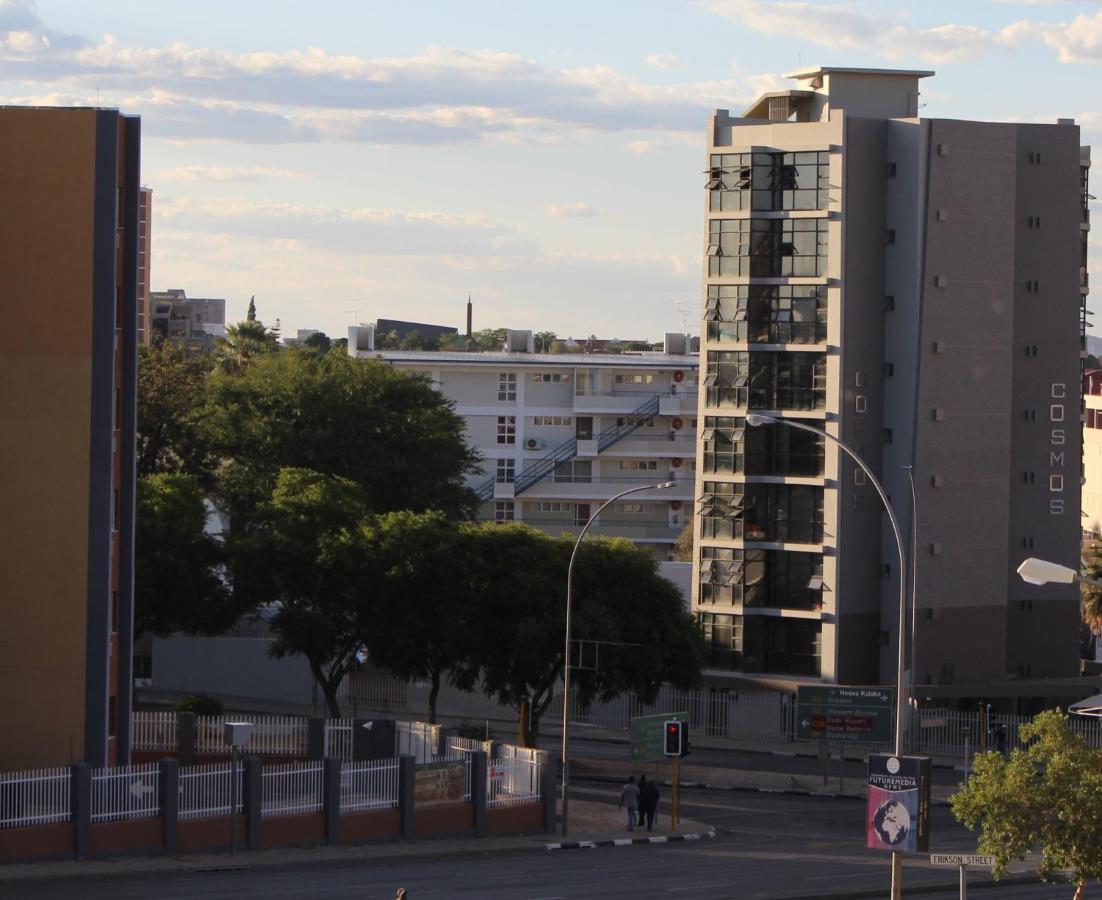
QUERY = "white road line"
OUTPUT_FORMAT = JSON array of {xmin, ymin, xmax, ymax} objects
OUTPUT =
[{"xmin": 667, "ymin": 884, "xmax": 730, "ymax": 892}]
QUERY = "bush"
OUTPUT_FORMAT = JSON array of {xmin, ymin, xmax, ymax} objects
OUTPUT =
[
  {"xmin": 453, "ymin": 721, "xmax": 490, "ymax": 740},
  {"xmin": 175, "ymin": 694, "xmax": 224, "ymax": 716}
]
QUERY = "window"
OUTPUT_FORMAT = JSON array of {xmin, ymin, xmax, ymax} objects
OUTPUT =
[
  {"xmin": 705, "ymin": 285, "xmax": 827, "ymax": 345},
  {"xmin": 1025, "ymin": 345, "xmax": 1039, "ymax": 358},
  {"xmin": 494, "ymin": 501, "xmax": 514, "ymax": 522},
  {"xmin": 884, "ymin": 295, "xmax": 896, "ymax": 311},
  {"xmin": 1028, "ymin": 152, "xmax": 1042, "ymax": 165},
  {"xmin": 707, "ymin": 218, "xmax": 828, "ymax": 278},
  {"xmin": 700, "ymin": 612, "xmax": 742, "ymax": 670},
  {"xmin": 705, "ymin": 350, "xmax": 827, "ymax": 411},
  {"xmin": 532, "ymin": 501, "xmax": 571, "ymax": 512},
  {"xmin": 533, "ymin": 373, "xmax": 570, "ymax": 383},
  {"xmin": 887, "ymin": 162, "xmax": 897, "ymax": 178},
  {"xmin": 496, "ymin": 458, "xmax": 515, "ymax": 483},
  {"xmin": 1028, "ymin": 215, "xmax": 1041, "ymax": 229},
  {"xmin": 496, "ymin": 416, "xmax": 516, "ymax": 444},
  {"xmin": 1026, "ymin": 280, "xmax": 1040, "ymax": 293},
  {"xmin": 619, "ymin": 460, "xmax": 658, "ymax": 471},
  {"xmin": 532, "ymin": 416, "xmax": 572, "ymax": 426},
  {"xmin": 884, "ymin": 363, "xmax": 894, "ymax": 377},
  {"xmin": 616, "ymin": 503, "xmax": 651, "ymax": 514},
  {"xmin": 886, "ymin": 228, "xmax": 896, "ymax": 245},
  {"xmin": 497, "ymin": 372, "xmax": 517, "ymax": 401},
  {"xmin": 614, "ymin": 373, "xmax": 655, "ymax": 384}
]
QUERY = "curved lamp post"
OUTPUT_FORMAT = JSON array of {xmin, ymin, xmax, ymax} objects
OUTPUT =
[
  {"xmin": 746, "ymin": 413, "xmax": 908, "ymax": 900},
  {"xmin": 1017, "ymin": 556, "xmax": 1100, "ymax": 587},
  {"xmin": 560, "ymin": 480, "xmax": 676, "ymax": 837}
]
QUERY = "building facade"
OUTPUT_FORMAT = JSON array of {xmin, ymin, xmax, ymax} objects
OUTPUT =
[
  {"xmin": 693, "ymin": 67, "xmax": 1087, "ymax": 694},
  {"xmin": 0, "ymin": 106, "xmax": 140, "ymax": 768},
  {"xmin": 137, "ymin": 186, "xmax": 152, "ymax": 345},
  {"xmin": 350, "ymin": 330, "xmax": 698, "ymax": 558},
  {"xmin": 149, "ymin": 288, "xmax": 226, "ymax": 350},
  {"xmin": 1084, "ymin": 368, "xmax": 1102, "ymax": 537}
]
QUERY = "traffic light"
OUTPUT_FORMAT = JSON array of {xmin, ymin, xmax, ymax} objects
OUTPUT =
[{"xmin": 664, "ymin": 719, "xmax": 689, "ymax": 757}]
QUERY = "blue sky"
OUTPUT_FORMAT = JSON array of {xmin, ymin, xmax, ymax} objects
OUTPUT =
[{"xmin": 3, "ymin": 0, "xmax": 1101, "ymax": 339}]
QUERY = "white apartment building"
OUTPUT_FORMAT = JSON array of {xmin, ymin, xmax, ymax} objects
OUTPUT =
[
  {"xmin": 349, "ymin": 329, "xmax": 699, "ymax": 558},
  {"xmin": 694, "ymin": 66, "xmax": 1087, "ymax": 696}
]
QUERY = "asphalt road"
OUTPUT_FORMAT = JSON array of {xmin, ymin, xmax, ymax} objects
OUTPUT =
[{"xmin": 7, "ymin": 785, "xmax": 1067, "ymax": 900}]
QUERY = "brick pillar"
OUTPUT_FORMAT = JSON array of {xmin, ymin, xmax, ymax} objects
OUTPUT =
[
  {"xmin": 159, "ymin": 758, "xmax": 180, "ymax": 854},
  {"xmin": 398, "ymin": 755, "xmax": 415, "ymax": 841},
  {"xmin": 243, "ymin": 756, "xmax": 263, "ymax": 851},
  {"xmin": 178, "ymin": 712, "xmax": 196, "ymax": 766},
  {"xmin": 70, "ymin": 763, "xmax": 92, "ymax": 860},
  {"xmin": 323, "ymin": 757, "xmax": 341, "ymax": 845},
  {"xmin": 307, "ymin": 718, "xmax": 326, "ymax": 760},
  {"xmin": 471, "ymin": 750, "xmax": 488, "ymax": 837}
]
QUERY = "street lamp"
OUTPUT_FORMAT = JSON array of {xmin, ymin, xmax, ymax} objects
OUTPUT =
[
  {"xmin": 560, "ymin": 480, "xmax": 676, "ymax": 837},
  {"xmin": 745, "ymin": 413, "xmax": 909, "ymax": 900},
  {"xmin": 1016, "ymin": 556, "xmax": 1100, "ymax": 586}
]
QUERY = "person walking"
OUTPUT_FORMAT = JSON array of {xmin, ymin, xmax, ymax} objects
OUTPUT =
[
  {"xmin": 618, "ymin": 776, "xmax": 640, "ymax": 831},
  {"xmin": 639, "ymin": 775, "xmax": 660, "ymax": 831}
]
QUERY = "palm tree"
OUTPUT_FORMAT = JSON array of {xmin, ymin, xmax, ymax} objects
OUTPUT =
[
  {"xmin": 217, "ymin": 319, "xmax": 278, "ymax": 372},
  {"xmin": 1083, "ymin": 539, "xmax": 1102, "ymax": 629}
]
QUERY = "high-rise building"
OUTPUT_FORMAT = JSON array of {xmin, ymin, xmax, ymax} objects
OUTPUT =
[
  {"xmin": 349, "ymin": 328, "xmax": 698, "ymax": 558},
  {"xmin": 0, "ymin": 106, "xmax": 140, "ymax": 768},
  {"xmin": 137, "ymin": 186, "xmax": 152, "ymax": 345},
  {"xmin": 693, "ymin": 67, "xmax": 1088, "ymax": 696}
]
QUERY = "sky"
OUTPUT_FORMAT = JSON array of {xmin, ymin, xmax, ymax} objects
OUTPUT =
[{"xmin": 1, "ymin": 0, "xmax": 1101, "ymax": 341}]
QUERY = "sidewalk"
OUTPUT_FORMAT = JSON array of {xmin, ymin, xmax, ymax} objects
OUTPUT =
[{"xmin": 0, "ymin": 798, "xmax": 714, "ymax": 885}]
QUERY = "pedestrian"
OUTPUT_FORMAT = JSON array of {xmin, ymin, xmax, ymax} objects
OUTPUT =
[
  {"xmin": 395, "ymin": 890, "xmax": 408, "ymax": 900},
  {"xmin": 639, "ymin": 776, "xmax": 660, "ymax": 832},
  {"xmin": 618, "ymin": 776, "xmax": 639, "ymax": 831}
]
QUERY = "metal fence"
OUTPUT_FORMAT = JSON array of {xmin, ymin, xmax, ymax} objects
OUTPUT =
[
  {"xmin": 194, "ymin": 715, "xmax": 308, "ymax": 756},
  {"xmin": 260, "ymin": 761, "xmax": 324, "ymax": 818},
  {"xmin": 488, "ymin": 746, "xmax": 543, "ymax": 809},
  {"xmin": 397, "ymin": 721, "xmax": 440, "ymax": 763},
  {"xmin": 91, "ymin": 763, "xmax": 160, "ymax": 823},
  {"xmin": 178, "ymin": 762, "xmax": 243, "ymax": 820},
  {"xmin": 441, "ymin": 736, "xmax": 492, "ymax": 759},
  {"xmin": 324, "ymin": 720, "xmax": 355, "ymax": 761},
  {"xmin": 340, "ymin": 758, "xmax": 400, "ymax": 813},
  {"xmin": 341, "ymin": 667, "xmax": 409, "ymax": 713},
  {"xmin": 130, "ymin": 711, "xmax": 177, "ymax": 752},
  {"xmin": 0, "ymin": 767, "xmax": 71, "ymax": 829}
]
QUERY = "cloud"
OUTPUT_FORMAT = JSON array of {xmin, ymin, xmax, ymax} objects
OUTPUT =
[
  {"xmin": 544, "ymin": 201, "xmax": 602, "ymax": 218},
  {"xmin": 1032, "ymin": 10, "xmax": 1102, "ymax": 61},
  {"xmin": 0, "ymin": 5, "xmax": 776, "ymax": 144},
  {"xmin": 151, "ymin": 165, "xmax": 312, "ymax": 183},
  {"xmin": 645, "ymin": 52, "xmax": 683, "ymax": 69},
  {"xmin": 709, "ymin": 0, "xmax": 1031, "ymax": 64},
  {"xmin": 156, "ymin": 197, "xmax": 539, "ymax": 257}
]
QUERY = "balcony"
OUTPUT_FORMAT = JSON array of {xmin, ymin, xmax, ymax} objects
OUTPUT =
[
  {"xmin": 521, "ymin": 475, "xmax": 695, "ymax": 501},
  {"xmin": 520, "ymin": 517, "xmax": 684, "ymax": 543},
  {"xmin": 573, "ymin": 390, "xmax": 662, "ymax": 415}
]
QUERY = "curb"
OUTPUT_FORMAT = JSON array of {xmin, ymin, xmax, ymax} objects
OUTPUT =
[
  {"xmin": 775, "ymin": 873, "xmax": 1045, "ymax": 900},
  {"xmin": 546, "ymin": 829, "xmax": 715, "ymax": 851}
]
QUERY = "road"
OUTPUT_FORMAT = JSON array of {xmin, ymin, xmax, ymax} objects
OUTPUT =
[{"xmin": 7, "ymin": 784, "xmax": 1067, "ymax": 900}]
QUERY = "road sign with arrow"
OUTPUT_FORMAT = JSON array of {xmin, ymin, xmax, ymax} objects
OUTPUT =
[{"xmin": 796, "ymin": 685, "xmax": 894, "ymax": 743}]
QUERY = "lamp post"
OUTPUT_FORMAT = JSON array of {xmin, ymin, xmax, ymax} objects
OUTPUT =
[
  {"xmin": 1017, "ymin": 556, "xmax": 1101, "ymax": 587},
  {"xmin": 903, "ymin": 464, "xmax": 919, "ymax": 751},
  {"xmin": 745, "ymin": 414, "xmax": 908, "ymax": 900},
  {"xmin": 559, "ymin": 480, "xmax": 676, "ymax": 837}
]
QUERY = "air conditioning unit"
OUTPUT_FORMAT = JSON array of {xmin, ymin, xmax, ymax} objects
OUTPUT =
[{"xmin": 525, "ymin": 438, "xmax": 544, "ymax": 450}]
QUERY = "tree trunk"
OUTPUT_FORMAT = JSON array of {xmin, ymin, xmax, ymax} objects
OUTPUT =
[
  {"xmin": 428, "ymin": 670, "xmax": 441, "ymax": 724},
  {"xmin": 310, "ymin": 660, "xmax": 343, "ymax": 718}
]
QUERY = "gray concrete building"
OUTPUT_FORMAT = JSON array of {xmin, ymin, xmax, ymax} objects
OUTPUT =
[{"xmin": 693, "ymin": 66, "xmax": 1089, "ymax": 700}]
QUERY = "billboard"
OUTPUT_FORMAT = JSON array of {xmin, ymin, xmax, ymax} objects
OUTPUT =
[{"xmin": 866, "ymin": 754, "xmax": 930, "ymax": 853}]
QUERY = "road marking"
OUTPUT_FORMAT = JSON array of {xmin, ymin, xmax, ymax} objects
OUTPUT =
[
  {"xmin": 667, "ymin": 885, "xmax": 729, "ymax": 893},
  {"xmin": 523, "ymin": 896, "xmax": 566, "ymax": 899}
]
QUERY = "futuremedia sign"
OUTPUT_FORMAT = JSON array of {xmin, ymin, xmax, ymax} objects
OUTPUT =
[{"xmin": 866, "ymin": 754, "xmax": 931, "ymax": 853}]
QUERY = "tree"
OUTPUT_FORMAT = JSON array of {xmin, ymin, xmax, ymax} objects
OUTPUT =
[
  {"xmin": 136, "ymin": 341, "xmax": 214, "ymax": 479},
  {"xmin": 469, "ymin": 328, "xmax": 507, "ymax": 351},
  {"xmin": 951, "ymin": 709, "xmax": 1102, "ymax": 899},
  {"xmin": 549, "ymin": 340, "xmax": 568, "ymax": 354},
  {"xmin": 672, "ymin": 522, "xmax": 693, "ymax": 562},
  {"xmin": 217, "ymin": 319, "xmax": 279, "ymax": 372},
  {"xmin": 399, "ymin": 329, "xmax": 424, "ymax": 350},
  {"xmin": 457, "ymin": 525, "xmax": 705, "ymax": 744},
  {"xmin": 1082, "ymin": 539, "xmax": 1102, "ymax": 629},
  {"xmin": 374, "ymin": 328, "xmax": 401, "ymax": 349},
  {"xmin": 134, "ymin": 473, "xmax": 238, "ymax": 637},
  {"xmin": 206, "ymin": 350, "xmax": 480, "ymax": 528},
  {"xmin": 438, "ymin": 333, "xmax": 469, "ymax": 351},
  {"xmin": 534, "ymin": 331, "xmax": 557, "ymax": 353},
  {"xmin": 369, "ymin": 511, "xmax": 472, "ymax": 723},
  {"xmin": 303, "ymin": 331, "xmax": 331, "ymax": 354},
  {"xmin": 604, "ymin": 340, "xmax": 623, "ymax": 355},
  {"xmin": 246, "ymin": 296, "xmax": 257, "ymax": 321},
  {"xmin": 234, "ymin": 468, "xmax": 377, "ymax": 717}
]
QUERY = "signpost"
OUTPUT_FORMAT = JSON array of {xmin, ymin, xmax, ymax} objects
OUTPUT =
[
  {"xmin": 629, "ymin": 711, "xmax": 688, "ymax": 763},
  {"xmin": 930, "ymin": 853, "xmax": 994, "ymax": 899},
  {"xmin": 796, "ymin": 685, "xmax": 894, "ymax": 743},
  {"xmin": 866, "ymin": 754, "xmax": 931, "ymax": 854}
]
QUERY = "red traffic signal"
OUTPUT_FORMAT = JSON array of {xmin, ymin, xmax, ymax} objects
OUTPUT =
[{"xmin": 664, "ymin": 720, "xmax": 686, "ymax": 756}]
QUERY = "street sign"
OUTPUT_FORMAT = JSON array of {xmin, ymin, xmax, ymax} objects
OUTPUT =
[
  {"xmin": 630, "ymin": 711, "xmax": 688, "ymax": 763},
  {"xmin": 796, "ymin": 685, "xmax": 894, "ymax": 743},
  {"xmin": 930, "ymin": 854, "xmax": 995, "ymax": 868}
]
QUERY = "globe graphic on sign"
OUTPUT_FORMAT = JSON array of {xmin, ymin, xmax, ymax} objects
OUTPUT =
[{"xmin": 872, "ymin": 799, "xmax": 911, "ymax": 846}]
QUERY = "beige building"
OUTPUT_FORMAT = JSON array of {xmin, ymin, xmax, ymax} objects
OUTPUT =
[
  {"xmin": 694, "ymin": 67, "xmax": 1088, "ymax": 697},
  {"xmin": 0, "ymin": 106, "xmax": 140, "ymax": 768},
  {"xmin": 349, "ymin": 329, "xmax": 698, "ymax": 557}
]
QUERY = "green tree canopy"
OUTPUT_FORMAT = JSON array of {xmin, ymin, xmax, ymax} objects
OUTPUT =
[
  {"xmin": 206, "ymin": 349, "xmax": 480, "ymax": 527},
  {"xmin": 672, "ymin": 522, "xmax": 693, "ymax": 562},
  {"xmin": 455, "ymin": 525, "xmax": 705, "ymax": 744},
  {"xmin": 134, "ymin": 473, "xmax": 239, "ymax": 637},
  {"xmin": 534, "ymin": 331, "xmax": 557, "ymax": 353},
  {"xmin": 303, "ymin": 331, "xmax": 332, "ymax": 354},
  {"xmin": 234, "ymin": 467, "xmax": 377, "ymax": 717},
  {"xmin": 136, "ymin": 341, "xmax": 214, "ymax": 480},
  {"xmin": 951, "ymin": 709, "xmax": 1102, "ymax": 898},
  {"xmin": 217, "ymin": 319, "xmax": 279, "ymax": 372}
]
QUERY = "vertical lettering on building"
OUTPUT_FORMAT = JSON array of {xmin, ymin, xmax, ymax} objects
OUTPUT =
[{"xmin": 1050, "ymin": 383, "xmax": 1066, "ymax": 515}]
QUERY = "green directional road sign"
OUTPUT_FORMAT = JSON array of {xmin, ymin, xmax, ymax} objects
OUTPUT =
[
  {"xmin": 630, "ymin": 711, "xmax": 688, "ymax": 762},
  {"xmin": 796, "ymin": 685, "xmax": 894, "ymax": 743}
]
